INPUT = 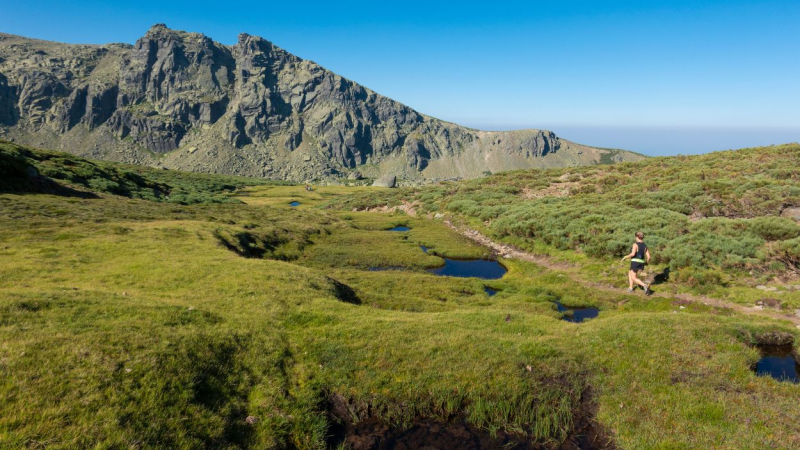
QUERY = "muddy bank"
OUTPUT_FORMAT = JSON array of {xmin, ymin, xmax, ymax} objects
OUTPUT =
[
  {"xmin": 328, "ymin": 416, "xmax": 540, "ymax": 450},
  {"xmin": 326, "ymin": 390, "xmax": 616, "ymax": 450}
]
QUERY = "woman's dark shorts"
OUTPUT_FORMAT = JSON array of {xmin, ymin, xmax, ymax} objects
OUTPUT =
[{"xmin": 630, "ymin": 262, "xmax": 645, "ymax": 272}]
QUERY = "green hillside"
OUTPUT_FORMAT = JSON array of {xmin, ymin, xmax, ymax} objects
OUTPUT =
[
  {"xmin": 1, "ymin": 142, "xmax": 799, "ymax": 450},
  {"xmin": 326, "ymin": 143, "xmax": 800, "ymax": 302},
  {"xmin": 0, "ymin": 140, "xmax": 281, "ymax": 204}
]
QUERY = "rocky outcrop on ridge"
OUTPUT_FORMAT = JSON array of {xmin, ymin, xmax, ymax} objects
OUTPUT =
[{"xmin": 0, "ymin": 25, "xmax": 643, "ymax": 182}]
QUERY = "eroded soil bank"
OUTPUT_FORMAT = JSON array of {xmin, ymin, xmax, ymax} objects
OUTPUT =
[{"xmin": 326, "ymin": 390, "xmax": 617, "ymax": 450}]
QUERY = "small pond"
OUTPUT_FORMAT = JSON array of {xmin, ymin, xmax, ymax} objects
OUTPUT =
[
  {"xmin": 754, "ymin": 344, "xmax": 800, "ymax": 383},
  {"xmin": 420, "ymin": 245, "xmax": 429, "ymax": 253},
  {"xmin": 556, "ymin": 302, "xmax": 599, "ymax": 323},
  {"xmin": 388, "ymin": 226, "xmax": 410, "ymax": 231},
  {"xmin": 484, "ymin": 287, "xmax": 499, "ymax": 296},
  {"xmin": 427, "ymin": 258, "xmax": 506, "ymax": 280},
  {"xmin": 289, "ymin": 201, "xmax": 301, "ymax": 207}
]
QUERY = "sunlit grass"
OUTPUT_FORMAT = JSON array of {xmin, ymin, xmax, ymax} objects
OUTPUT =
[{"xmin": 1, "ymin": 142, "xmax": 800, "ymax": 449}]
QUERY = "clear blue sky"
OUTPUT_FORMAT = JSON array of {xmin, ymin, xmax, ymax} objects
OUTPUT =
[{"xmin": 2, "ymin": 0, "xmax": 799, "ymax": 155}]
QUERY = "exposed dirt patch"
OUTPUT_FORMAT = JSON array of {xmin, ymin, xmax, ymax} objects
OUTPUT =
[
  {"xmin": 671, "ymin": 298, "xmax": 693, "ymax": 307},
  {"xmin": 521, "ymin": 182, "xmax": 577, "ymax": 200},
  {"xmin": 756, "ymin": 298, "xmax": 782, "ymax": 310},
  {"xmin": 744, "ymin": 330, "xmax": 796, "ymax": 347},
  {"xmin": 687, "ymin": 210, "xmax": 706, "ymax": 222},
  {"xmin": 359, "ymin": 201, "xmax": 420, "ymax": 216},
  {"xmin": 326, "ymin": 389, "xmax": 617, "ymax": 450},
  {"xmin": 669, "ymin": 370, "xmax": 706, "ymax": 385},
  {"xmin": 328, "ymin": 416, "xmax": 542, "ymax": 450}
]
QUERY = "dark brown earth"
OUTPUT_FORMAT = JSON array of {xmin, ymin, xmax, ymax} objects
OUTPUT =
[{"xmin": 326, "ymin": 389, "xmax": 617, "ymax": 450}]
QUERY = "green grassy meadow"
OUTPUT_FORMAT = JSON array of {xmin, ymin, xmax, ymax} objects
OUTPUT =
[{"xmin": 1, "ymin": 141, "xmax": 800, "ymax": 449}]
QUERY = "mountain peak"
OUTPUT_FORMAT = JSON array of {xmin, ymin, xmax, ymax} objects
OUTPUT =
[
  {"xmin": 145, "ymin": 23, "xmax": 172, "ymax": 36},
  {"xmin": 0, "ymin": 26, "xmax": 644, "ymax": 182}
]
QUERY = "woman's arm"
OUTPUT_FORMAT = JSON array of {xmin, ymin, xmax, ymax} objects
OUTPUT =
[
  {"xmin": 621, "ymin": 243, "xmax": 638, "ymax": 261},
  {"xmin": 646, "ymin": 249, "xmax": 651, "ymax": 263}
]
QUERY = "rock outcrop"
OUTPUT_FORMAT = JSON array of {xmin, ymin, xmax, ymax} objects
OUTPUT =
[
  {"xmin": 0, "ymin": 25, "xmax": 644, "ymax": 182},
  {"xmin": 372, "ymin": 175, "xmax": 397, "ymax": 188}
]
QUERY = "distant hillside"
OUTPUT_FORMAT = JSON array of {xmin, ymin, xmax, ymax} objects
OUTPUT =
[
  {"xmin": 0, "ymin": 25, "xmax": 643, "ymax": 182},
  {"xmin": 0, "ymin": 140, "xmax": 276, "ymax": 203}
]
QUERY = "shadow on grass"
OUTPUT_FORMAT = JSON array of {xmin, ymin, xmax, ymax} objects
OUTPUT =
[
  {"xmin": 651, "ymin": 267, "xmax": 670, "ymax": 285},
  {"xmin": 327, "ymin": 277, "xmax": 362, "ymax": 305},
  {"xmin": 0, "ymin": 174, "xmax": 100, "ymax": 199}
]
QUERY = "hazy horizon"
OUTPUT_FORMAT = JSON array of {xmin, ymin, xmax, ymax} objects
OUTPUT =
[{"xmin": 462, "ymin": 124, "xmax": 800, "ymax": 156}]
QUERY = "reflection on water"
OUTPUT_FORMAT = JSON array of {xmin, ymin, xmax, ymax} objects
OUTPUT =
[
  {"xmin": 428, "ymin": 258, "xmax": 506, "ymax": 280},
  {"xmin": 556, "ymin": 302, "xmax": 599, "ymax": 323},
  {"xmin": 754, "ymin": 345, "xmax": 800, "ymax": 383}
]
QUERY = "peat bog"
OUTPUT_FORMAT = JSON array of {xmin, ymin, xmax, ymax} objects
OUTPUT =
[{"xmin": 326, "ymin": 390, "xmax": 616, "ymax": 450}]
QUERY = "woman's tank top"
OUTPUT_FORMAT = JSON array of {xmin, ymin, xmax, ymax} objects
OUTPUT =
[{"xmin": 632, "ymin": 242, "xmax": 647, "ymax": 262}]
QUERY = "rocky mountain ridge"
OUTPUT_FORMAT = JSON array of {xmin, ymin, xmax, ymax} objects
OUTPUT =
[{"xmin": 0, "ymin": 24, "xmax": 643, "ymax": 182}]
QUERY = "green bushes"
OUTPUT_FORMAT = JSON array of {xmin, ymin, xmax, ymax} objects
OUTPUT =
[
  {"xmin": 662, "ymin": 231, "xmax": 764, "ymax": 270},
  {"xmin": 490, "ymin": 199, "xmax": 688, "ymax": 261},
  {"xmin": 490, "ymin": 198, "xmax": 796, "ymax": 272},
  {"xmin": 769, "ymin": 237, "xmax": 800, "ymax": 272},
  {"xmin": 746, "ymin": 217, "xmax": 800, "ymax": 241}
]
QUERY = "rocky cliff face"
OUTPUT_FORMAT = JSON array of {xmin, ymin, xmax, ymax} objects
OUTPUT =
[{"xmin": 0, "ymin": 25, "xmax": 643, "ymax": 182}]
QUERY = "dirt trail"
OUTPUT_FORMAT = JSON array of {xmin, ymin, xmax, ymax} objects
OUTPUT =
[{"xmin": 445, "ymin": 219, "xmax": 800, "ymax": 327}]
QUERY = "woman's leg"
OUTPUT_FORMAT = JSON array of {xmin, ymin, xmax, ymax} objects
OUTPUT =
[{"xmin": 631, "ymin": 270, "xmax": 647, "ymax": 288}]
